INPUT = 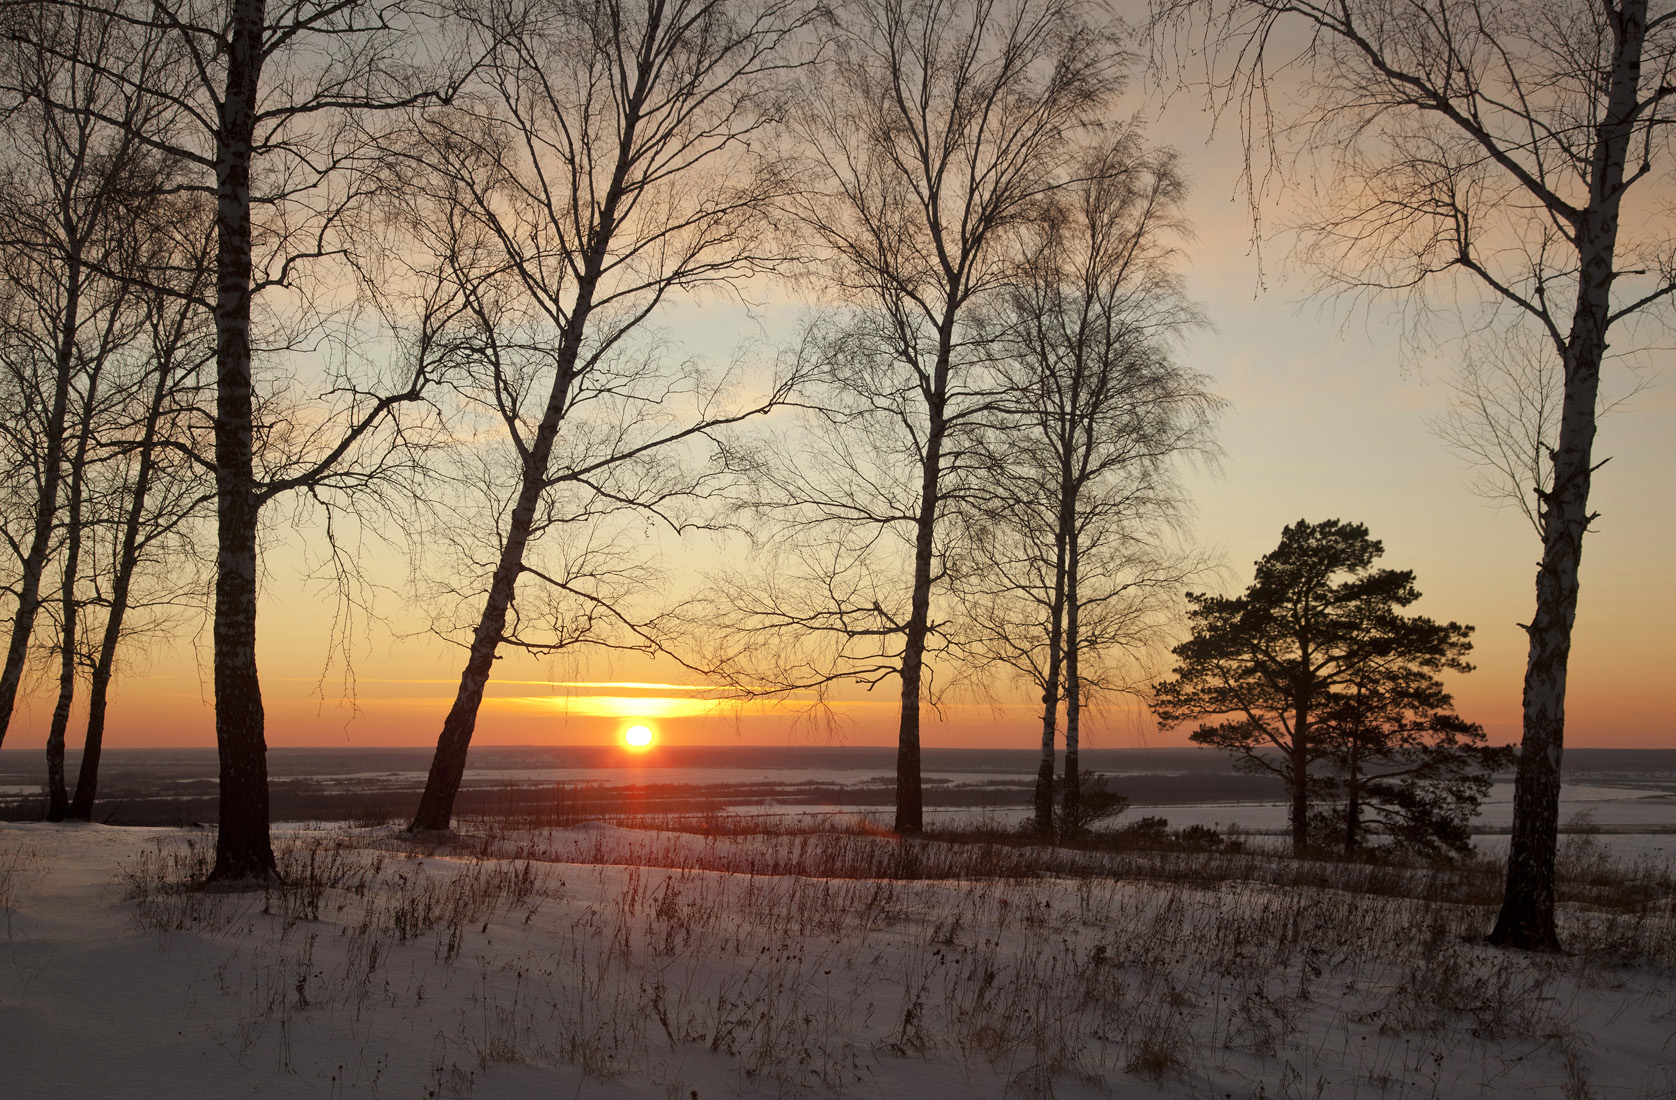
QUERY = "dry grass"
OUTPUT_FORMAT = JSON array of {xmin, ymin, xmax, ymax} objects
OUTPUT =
[
  {"xmin": 0, "ymin": 839, "xmax": 43, "ymax": 937},
  {"xmin": 435, "ymin": 814, "xmax": 1676, "ymax": 922},
  {"xmin": 107, "ymin": 821, "xmax": 1676, "ymax": 1098}
]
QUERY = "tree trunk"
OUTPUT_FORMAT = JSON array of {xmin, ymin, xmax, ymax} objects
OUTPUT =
[
  {"xmin": 894, "ymin": 341, "xmax": 952, "ymax": 835},
  {"xmin": 71, "ymin": 345, "xmax": 173, "ymax": 820},
  {"xmin": 894, "ymin": 439, "xmax": 938, "ymax": 834},
  {"xmin": 0, "ymin": 259, "xmax": 80, "ymax": 748},
  {"xmin": 44, "ymin": 537, "xmax": 79, "ymax": 822},
  {"xmin": 1343, "ymin": 734, "xmax": 1359, "ymax": 858},
  {"xmin": 208, "ymin": 0, "xmax": 275, "ymax": 882},
  {"xmin": 410, "ymin": 11, "xmax": 671, "ymax": 832},
  {"xmin": 45, "ymin": 385, "xmax": 95, "ymax": 821},
  {"xmin": 408, "ymin": 348, "xmax": 582, "ymax": 832},
  {"xmin": 1290, "ymin": 701, "xmax": 1309, "ymax": 856},
  {"xmin": 1033, "ymin": 522, "xmax": 1067, "ymax": 836},
  {"xmin": 1489, "ymin": 0, "xmax": 1640, "ymax": 952},
  {"xmin": 1059, "ymin": 525, "xmax": 1081, "ymax": 833}
]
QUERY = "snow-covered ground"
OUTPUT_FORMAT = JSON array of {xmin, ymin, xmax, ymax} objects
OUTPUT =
[{"xmin": 2, "ymin": 820, "xmax": 1674, "ymax": 1099}]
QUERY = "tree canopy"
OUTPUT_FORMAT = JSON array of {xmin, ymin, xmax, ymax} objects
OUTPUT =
[{"xmin": 1152, "ymin": 519, "xmax": 1492, "ymax": 856}]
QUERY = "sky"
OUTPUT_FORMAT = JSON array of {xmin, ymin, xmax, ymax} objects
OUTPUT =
[{"xmin": 5, "ymin": 12, "xmax": 1673, "ymax": 755}]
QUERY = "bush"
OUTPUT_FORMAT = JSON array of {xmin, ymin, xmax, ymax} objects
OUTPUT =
[{"xmin": 1056, "ymin": 772, "xmax": 1130, "ymax": 837}]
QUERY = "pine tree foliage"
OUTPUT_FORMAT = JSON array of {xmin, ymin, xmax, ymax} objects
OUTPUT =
[{"xmin": 1152, "ymin": 519, "xmax": 1501, "ymax": 856}]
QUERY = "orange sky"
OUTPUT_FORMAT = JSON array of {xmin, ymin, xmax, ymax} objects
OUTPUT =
[{"xmin": 2, "ymin": 9, "xmax": 1671, "ymax": 755}]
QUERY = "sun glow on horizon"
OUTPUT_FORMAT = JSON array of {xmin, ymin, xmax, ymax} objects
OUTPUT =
[{"xmin": 623, "ymin": 724, "xmax": 654, "ymax": 750}]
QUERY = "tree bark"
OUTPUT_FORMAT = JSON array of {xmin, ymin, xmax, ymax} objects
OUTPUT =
[
  {"xmin": 1033, "ymin": 521, "xmax": 1067, "ymax": 836},
  {"xmin": 1290, "ymin": 700, "xmax": 1309, "ymax": 856},
  {"xmin": 208, "ymin": 0, "xmax": 275, "ymax": 881},
  {"xmin": 1060, "ymin": 528, "xmax": 1081, "ymax": 833},
  {"xmin": 70, "ymin": 341, "xmax": 174, "ymax": 820},
  {"xmin": 894, "ymin": 330, "xmax": 954, "ymax": 835},
  {"xmin": 45, "ymin": 382, "xmax": 96, "ymax": 821},
  {"xmin": 1488, "ymin": 0, "xmax": 1640, "ymax": 952}
]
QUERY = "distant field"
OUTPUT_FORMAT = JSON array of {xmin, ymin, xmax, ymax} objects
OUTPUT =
[
  {"xmin": 5, "ymin": 747, "xmax": 1675, "ymax": 848},
  {"xmin": 0, "ymin": 745, "xmax": 1287, "ymax": 825}
]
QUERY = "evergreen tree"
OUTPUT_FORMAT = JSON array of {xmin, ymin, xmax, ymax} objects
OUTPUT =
[
  {"xmin": 1152, "ymin": 519, "xmax": 1486, "ymax": 856},
  {"xmin": 1311, "ymin": 666, "xmax": 1512, "ymax": 857}
]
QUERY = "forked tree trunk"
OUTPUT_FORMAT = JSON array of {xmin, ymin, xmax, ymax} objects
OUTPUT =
[
  {"xmin": 0, "ymin": 259, "xmax": 80, "ymax": 748},
  {"xmin": 45, "ymin": 387, "xmax": 96, "ymax": 821},
  {"xmin": 208, "ymin": 0, "xmax": 275, "ymax": 882},
  {"xmin": 1060, "ymin": 532, "xmax": 1081, "ymax": 832},
  {"xmin": 71, "ymin": 346, "xmax": 174, "ymax": 820},
  {"xmin": 1488, "ymin": 0, "xmax": 1640, "ymax": 952}
]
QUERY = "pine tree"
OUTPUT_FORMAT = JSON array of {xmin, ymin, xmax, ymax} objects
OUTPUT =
[{"xmin": 1152, "ymin": 519, "xmax": 1485, "ymax": 856}]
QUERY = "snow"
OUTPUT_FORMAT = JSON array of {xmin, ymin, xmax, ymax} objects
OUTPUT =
[{"xmin": 2, "ymin": 820, "xmax": 1674, "ymax": 1099}]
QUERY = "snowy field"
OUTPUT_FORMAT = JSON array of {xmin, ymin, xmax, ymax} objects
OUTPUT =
[{"xmin": 3, "ymin": 821, "xmax": 1675, "ymax": 1099}]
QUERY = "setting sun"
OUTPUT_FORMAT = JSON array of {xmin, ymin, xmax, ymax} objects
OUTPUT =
[{"xmin": 623, "ymin": 724, "xmax": 654, "ymax": 749}]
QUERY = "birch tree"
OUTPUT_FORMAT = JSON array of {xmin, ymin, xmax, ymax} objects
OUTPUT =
[
  {"xmin": 729, "ymin": 0, "xmax": 1119, "ymax": 833},
  {"xmin": 962, "ymin": 134, "xmax": 1216, "ymax": 835},
  {"xmin": 0, "ymin": 0, "xmax": 164, "ymax": 750},
  {"xmin": 1159, "ymin": 0, "xmax": 1676, "ymax": 950},
  {"xmin": 401, "ymin": 0, "xmax": 816, "ymax": 833},
  {"xmin": 0, "ymin": 0, "xmax": 463, "ymax": 877},
  {"xmin": 69, "ymin": 211, "xmax": 216, "ymax": 821}
]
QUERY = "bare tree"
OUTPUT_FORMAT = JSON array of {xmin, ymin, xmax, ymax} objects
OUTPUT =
[
  {"xmin": 69, "ymin": 211, "xmax": 216, "ymax": 821},
  {"xmin": 399, "ymin": 0, "xmax": 816, "ymax": 833},
  {"xmin": 1160, "ymin": 0, "xmax": 1676, "ymax": 949},
  {"xmin": 0, "ymin": 0, "xmax": 469, "ymax": 878},
  {"xmin": 728, "ymin": 0, "xmax": 1120, "ymax": 833},
  {"xmin": 961, "ymin": 134, "xmax": 1216, "ymax": 835},
  {"xmin": 0, "ymin": 0, "xmax": 164, "ymax": 750},
  {"xmin": 42, "ymin": 289, "xmax": 129, "ymax": 820}
]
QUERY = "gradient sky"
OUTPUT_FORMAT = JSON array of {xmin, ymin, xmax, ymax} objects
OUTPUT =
[{"xmin": 6, "ymin": 14, "xmax": 1673, "ymax": 754}]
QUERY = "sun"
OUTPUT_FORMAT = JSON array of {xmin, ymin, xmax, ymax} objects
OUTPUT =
[{"xmin": 623, "ymin": 724, "xmax": 654, "ymax": 750}]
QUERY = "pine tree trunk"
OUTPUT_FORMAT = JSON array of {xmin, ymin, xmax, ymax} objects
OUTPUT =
[
  {"xmin": 1489, "ymin": 0, "xmax": 1640, "ymax": 952},
  {"xmin": 70, "ymin": 347, "xmax": 172, "ymax": 820},
  {"xmin": 1290, "ymin": 701, "xmax": 1309, "ymax": 856},
  {"xmin": 1343, "ymin": 735, "xmax": 1359, "ymax": 858},
  {"xmin": 0, "ymin": 258, "xmax": 80, "ymax": 748},
  {"xmin": 208, "ymin": 0, "xmax": 275, "ymax": 882},
  {"xmin": 1060, "ymin": 531, "xmax": 1081, "ymax": 833}
]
